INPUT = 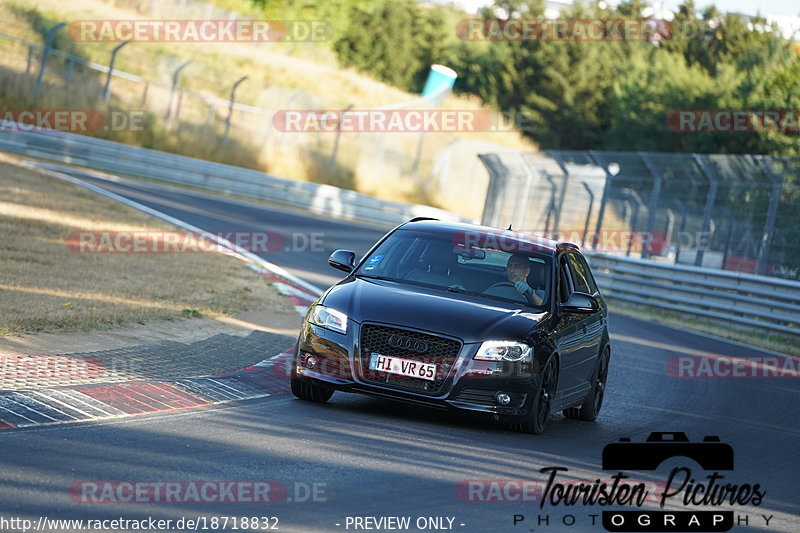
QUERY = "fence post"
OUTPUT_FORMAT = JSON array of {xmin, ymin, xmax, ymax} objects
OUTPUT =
[
  {"xmin": 26, "ymin": 45, "xmax": 34, "ymax": 74},
  {"xmin": 547, "ymin": 150, "xmax": 570, "ymax": 236},
  {"xmin": 639, "ymin": 152, "xmax": 664, "ymax": 259},
  {"xmin": 165, "ymin": 61, "xmax": 191, "ymax": 124},
  {"xmin": 330, "ymin": 104, "xmax": 353, "ymax": 168},
  {"xmin": 224, "ymin": 76, "xmax": 248, "ymax": 140},
  {"xmin": 103, "ymin": 41, "xmax": 129, "ymax": 102},
  {"xmin": 64, "ymin": 57, "xmax": 74, "ymax": 88},
  {"xmin": 33, "ymin": 22, "xmax": 66, "ymax": 97},
  {"xmin": 754, "ymin": 156, "xmax": 783, "ymax": 276},
  {"xmin": 580, "ymin": 181, "xmax": 595, "ymax": 248},
  {"xmin": 692, "ymin": 154, "xmax": 719, "ymax": 267},
  {"xmin": 588, "ymin": 151, "xmax": 618, "ymax": 251},
  {"xmin": 671, "ymin": 198, "xmax": 688, "ymax": 264},
  {"xmin": 621, "ymin": 188, "xmax": 645, "ymax": 256},
  {"xmin": 478, "ymin": 154, "xmax": 509, "ymax": 227},
  {"xmin": 542, "ymin": 171, "xmax": 558, "ymax": 237}
]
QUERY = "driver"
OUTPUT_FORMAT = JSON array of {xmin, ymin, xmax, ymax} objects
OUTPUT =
[{"xmin": 506, "ymin": 253, "xmax": 545, "ymax": 305}]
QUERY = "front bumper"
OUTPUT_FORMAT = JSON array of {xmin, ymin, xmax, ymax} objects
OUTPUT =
[{"xmin": 294, "ymin": 321, "xmax": 542, "ymax": 423}]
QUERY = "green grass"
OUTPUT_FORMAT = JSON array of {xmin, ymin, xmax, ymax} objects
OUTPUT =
[{"xmin": 607, "ymin": 297, "xmax": 799, "ymax": 356}]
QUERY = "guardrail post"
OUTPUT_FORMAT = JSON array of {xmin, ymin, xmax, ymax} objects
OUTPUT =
[
  {"xmin": 753, "ymin": 155, "xmax": 783, "ymax": 276},
  {"xmin": 589, "ymin": 151, "xmax": 619, "ymax": 251},
  {"xmin": 33, "ymin": 22, "xmax": 66, "ymax": 97},
  {"xmin": 692, "ymin": 154, "xmax": 719, "ymax": 267},
  {"xmin": 639, "ymin": 152, "xmax": 664, "ymax": 259},
  {"xmin": 103, "ymin": 41, "xmax": 129, "ymax": 102},
  {"xmin": 224, "ymin": 76, "xmax": 248, "ymax": 140},
  {"xmin": 165, "ymin": 60, "xmax": 191, "ymax": 124}
]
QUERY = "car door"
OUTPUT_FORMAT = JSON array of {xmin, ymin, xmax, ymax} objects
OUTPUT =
[
  {"xmin": 553, "ymin": 253, "xmax": 587, "ymax": 397},
  {"xmin": 565, "ymin": 252, "xmax": 605, "ymax": 387}
]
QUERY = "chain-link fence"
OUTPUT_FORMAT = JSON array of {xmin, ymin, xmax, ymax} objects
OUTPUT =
[
  {"xmin": 480, "ymin": 151, "xmax": 800, "ymax": 280},
  {"xmin": 0, "ymin": 21, "xmax": 500, "ymax": 218}
]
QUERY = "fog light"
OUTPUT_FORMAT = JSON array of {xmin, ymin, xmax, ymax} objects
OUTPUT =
[
  {"xmin": 305, "ymin": 355, "xmax": 318, "ymax": 369},
  {"xmin": 495, "ymin": 392, "xmax": 511, "ymax": 406}
]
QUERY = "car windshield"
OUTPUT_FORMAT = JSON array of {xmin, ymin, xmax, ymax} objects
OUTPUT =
[{"xmin": 355, "ymin": 229, "xmax": 551, "ymax": 308}]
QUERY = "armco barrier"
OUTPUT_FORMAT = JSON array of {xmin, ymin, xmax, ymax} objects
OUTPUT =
[
  {"xmin": 0, "ymin": 127, "xmax": 473, "ymax": 228},
  {"xmin": 587, "ymin": 253, "xmax": 800, "ymax": 335}
]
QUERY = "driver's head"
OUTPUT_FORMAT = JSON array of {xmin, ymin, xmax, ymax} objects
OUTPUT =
[{"xmin": 506, "ymin": 253, "xmax": 530, "ymax": 282}]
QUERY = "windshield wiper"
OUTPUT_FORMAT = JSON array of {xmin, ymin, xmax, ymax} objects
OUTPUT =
[{"xmin": 446, "ymin": 286, "xmax": 487, "ymax": 298}]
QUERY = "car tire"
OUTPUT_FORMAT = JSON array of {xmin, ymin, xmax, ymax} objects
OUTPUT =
[
  {"xmin": 508, "ymin": 356, "xmax": 557, "ymax": 435},
  {"xmin": 290, "ymin": 377, "xmax": 334, "ymax": 403},
  {"xmin": 564, "ymin": 345, "xmax": 610, "ymax": 422}
]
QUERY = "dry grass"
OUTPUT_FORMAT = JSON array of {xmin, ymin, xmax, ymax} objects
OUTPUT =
[
  {"xmin": 0, "ymin": 0, "xmax": 538, "ymax": 218},
  {"xmin": 0, "ymin": 156, "xmax": 291, "ymax": 335}
]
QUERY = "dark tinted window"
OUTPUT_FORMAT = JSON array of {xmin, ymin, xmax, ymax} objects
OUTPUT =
[
  {"xmin": 356, "ymin": 229, "xmax": 551, "ymax": 308},
  {"xmin": 567, "ymin": 253, "xmax": 596, "ymax": 294},
  {"xmin": 558, "ymin": 256, "xmax": 572, "ymax": 303}
]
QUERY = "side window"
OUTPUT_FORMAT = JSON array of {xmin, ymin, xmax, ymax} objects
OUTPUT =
[
  {"xmin": 567, "ymin": 253, "xmax": 592, "ymax": 294},
  {"xmin": 558, "ymin": 256, "xmax": 572, "ymax": 303},
  {"xmin": 577, "ymin": 254, "xmax": 599, "ymax": 294}
]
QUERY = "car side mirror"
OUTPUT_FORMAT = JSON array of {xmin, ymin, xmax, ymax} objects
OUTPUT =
[
  {"xmin": 561, "ymin": 292, "xmax": 599, "ymax": 314},
  {"xmin": 329, "ymin": 250, "xmax": 356, "ymax": 273}
]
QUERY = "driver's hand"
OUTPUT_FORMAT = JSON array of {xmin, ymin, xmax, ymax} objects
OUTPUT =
[{"xmin": 513, "ymin": 280, "xmax": 533, "ymax": 296}]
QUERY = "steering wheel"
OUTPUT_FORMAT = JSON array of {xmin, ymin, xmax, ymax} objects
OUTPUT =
[
  {"xmin": 486, "ymin": 282, "xmax": 515, "ymax": 290},
  {"xmin": 483, "ymin": 282, "xmax": 526, "ymax": 302}
]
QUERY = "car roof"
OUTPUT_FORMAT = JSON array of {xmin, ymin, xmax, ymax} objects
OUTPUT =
[{"xmin": 399, "ymin": 219, "xmax": 580, "ymax": 255}]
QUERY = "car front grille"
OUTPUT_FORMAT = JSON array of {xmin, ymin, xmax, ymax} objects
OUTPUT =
[{"xmin": 358, "ymin": 324, "xmax": 462, "ymax": 395}]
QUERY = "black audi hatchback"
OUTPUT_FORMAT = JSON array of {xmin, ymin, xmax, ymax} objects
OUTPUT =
[{"xmin": 291, "ymin": 219, "xmax": 610, "ymax": 434}]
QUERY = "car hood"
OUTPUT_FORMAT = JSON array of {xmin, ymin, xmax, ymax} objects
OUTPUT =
[{"xmin": 321, "ymin": 277, "xmax": 547, "ymax": 343}]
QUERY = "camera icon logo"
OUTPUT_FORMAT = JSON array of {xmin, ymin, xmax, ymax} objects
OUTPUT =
[{"xmin": 602, "ymin": 432, "xmax": 734, "ymax": 471}]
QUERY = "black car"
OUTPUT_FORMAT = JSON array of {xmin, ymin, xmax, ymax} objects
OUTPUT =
[{"xmin": 291, "ymin": 218, "xmax": 610, "ymax": 434}]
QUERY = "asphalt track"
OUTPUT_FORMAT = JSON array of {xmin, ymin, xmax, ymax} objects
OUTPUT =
[{"xmin": 1, "ymin": 166, "xmax": 798, "ymax": 533}]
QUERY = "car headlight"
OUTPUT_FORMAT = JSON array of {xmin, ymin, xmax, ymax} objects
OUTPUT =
[
  {"xmin": 308, "ymin": 305, "xmax": 348, "ymax": 335},
  {"xmin": 473, "ymin": 341, "xmax": 532, "ymax": 362}
]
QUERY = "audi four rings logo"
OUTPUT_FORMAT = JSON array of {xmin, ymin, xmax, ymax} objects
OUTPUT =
[{"xmin": 388, "ymin": 335, "xmax": 429, "ymax": 354}]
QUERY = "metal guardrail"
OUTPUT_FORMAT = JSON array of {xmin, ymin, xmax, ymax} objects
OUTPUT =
[
  {"xmin": 587, "ymin": 253, "xmax": 800, "ymax": 335},
  {"xmin": 3, "ymin": 127, "xmax": 796, "ymax": 337},
  {"xmin": 0, "ymin": 127, "xmax": 473, "ymax": 228}
]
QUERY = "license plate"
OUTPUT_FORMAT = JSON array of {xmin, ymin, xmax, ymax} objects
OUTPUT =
[{"xmin": 369, "ymin": 353, "xmax": 436, "ymax": 381}]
